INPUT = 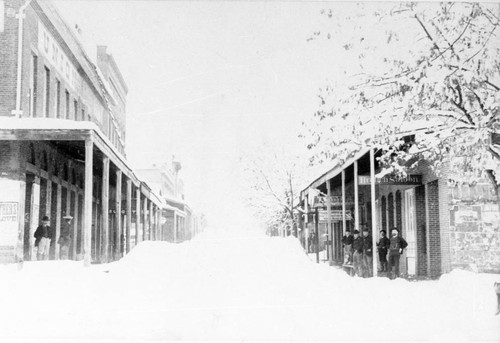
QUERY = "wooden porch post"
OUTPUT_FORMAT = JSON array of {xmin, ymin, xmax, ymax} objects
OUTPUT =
[
  {"xmin": 115, "ymin": 170, "xmax": 122, "ymax": 260},
  {"xmin": 102, "ymin": 157, "xmax": 109, "ymax": 263},
  {"xmin": 354, "ymin": 160, "xmax": 359, "ymax": 233},
  {"xmin": 126, "ymin": 179, "xmax": 132, "ymax": 253},
  {"xmin": 149, "ymin": 201, "xmax": 153, "ymax": 241},
  {"xmin": 326, "ymin": 180, "xmax": 333, "ymax": 264},
  {"xmin": 136, "ymin": 187, "xmax": 141, "ymax": 245},
  {"xmin": 142, "ymin": 196, "xmax": 147, "ymax": 241},
  {"xmin": 342, "ymin": 170, "xmax": 346, "ymax": 235},
  {"xmin": 83, "ymin": 137, "xmax": 93, "ymax": 267},
  {"xmin": 173, "ymin": 212, "xmax": 177, "ymax": 243},
  {"xmin": 73, "ymin": 189, "xmax": 79, "ymax": 259},
  {"xmin": 370, "ymin": 148, "xmax": 378, "ymax": 277},
  {"xmin": 55, "ymin": 184, "xmax": 62, "ymax": 259}
]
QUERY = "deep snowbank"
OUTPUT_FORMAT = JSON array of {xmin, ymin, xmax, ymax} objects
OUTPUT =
[{"xmin": 0, "ymin": 232, "xmax": 499, "ymax": 342}]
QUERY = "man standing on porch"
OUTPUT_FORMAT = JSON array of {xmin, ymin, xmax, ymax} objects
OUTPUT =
[
  {"xmin": 388, "ymin": 228, "xmax": 408, "ymax": 279},
  {"xmin": 58, "ymin": 215, "xmax": 73, "ymax": 260},
  {"xmin": 352, "ymin": 230, "xmax": 363, "ymax": 276},
  {"xmin": 34, "ymin": 216, "xmax": 53, "ymax": 261},
  {"xmin": 362, "ymin": 228, "xmax": 373, "ymax": 277}
]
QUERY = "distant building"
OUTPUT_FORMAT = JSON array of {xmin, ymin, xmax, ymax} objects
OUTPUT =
[{"xmin": 136, "ymin": 158, "xmax": 204, "ymax": 242}]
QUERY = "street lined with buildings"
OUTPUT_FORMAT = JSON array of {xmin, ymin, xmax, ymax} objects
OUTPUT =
[{"xmin": 0, "ymin": 0, "xmax": 205, "ymax": 266}]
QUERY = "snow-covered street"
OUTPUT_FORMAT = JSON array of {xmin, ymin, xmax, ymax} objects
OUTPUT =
[{"xmin": 1, "ymin": 229, "xmax": 499, "ymax": 342}]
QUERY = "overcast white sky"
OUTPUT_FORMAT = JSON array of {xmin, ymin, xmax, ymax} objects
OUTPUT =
[{"xmin": 53, "ymin": 0, "xmax": 347, "ymax": 228}]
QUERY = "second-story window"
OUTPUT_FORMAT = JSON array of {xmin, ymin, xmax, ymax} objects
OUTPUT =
[
  {"xmin": 55, "ymin": 79, "xmax": 61, "ymax": 118},
  {"xmin": 74, "ymin": 100, "xmax": 78, "ymax": 121},
  {"xmin": 81, "ymin": 108, "xmax": 85, "ymax": 122},
  {"xmin": 43, "ymin": 67, "xmax": 50, "ymax": 117},
  {"xmin": 30, "ymin": 54, "xmax": 38, "ymax": 117},
  {"xmin": 65, "ymin": 91, "xmax": 70, "ymax": 119}
]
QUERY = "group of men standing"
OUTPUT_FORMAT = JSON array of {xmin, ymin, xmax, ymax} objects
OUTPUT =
[
  {"xmin": 34, "ymin": 215, "xmax": 73, "ymax": 260},
  {"xmin": 342, "ymin": 227, "xmax": 408, "ymax": 279}
]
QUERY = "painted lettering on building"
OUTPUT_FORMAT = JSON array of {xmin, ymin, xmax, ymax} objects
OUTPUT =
[
  {"xmin": 313, "ymin": 194, "xmax": 363, "ymax": 208},
  {"xmin": 358, "ymin": 174, "xmax": 422, "ymax": 186},
  {"xmin": 318, "ymin": 210, "xmax": 352, "ymax": 222},
  {"xmin": 38, "ymin": 22, "xmax": 79, "ymax": 91}
]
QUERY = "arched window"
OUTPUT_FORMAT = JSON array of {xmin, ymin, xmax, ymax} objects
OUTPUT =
[
  {"xmin": 41, "ymin": 151, "xmax": 48, "ymax": 171},
  {"xmin": 381, "ymin": 196, "xmax": 387, "ymax": 231},
  {"xmin": 28, "ymin": 143, "xmax": 36, "ymax": 165},
  {"xmin": 62, "ymin": 164, "xmax": 68, "ymax": 181}
]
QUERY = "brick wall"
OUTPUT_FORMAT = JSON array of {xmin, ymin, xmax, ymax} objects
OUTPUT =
[
  {"xmin": 426, "ymin": 180, "xmax": 441, "ymax": 278},
  {"xmin": 415, "ymin": 184, "xmax": 428, "ymax": 276},
  {"xmin": 0, "ymin": 0, "xmax": 21, "ymax": 116}
]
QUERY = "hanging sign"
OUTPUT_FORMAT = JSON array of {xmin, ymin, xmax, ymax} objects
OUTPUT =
[
  {"xmin": 358, "ymin": 174, "xmax": 422, "ymax": 186},
  {"xmin": 313, "ymin": 195, "xmax": 363, "ymax": 208},
  {"xmin": 318, "ymin": 210, "xmax": 352, "ymax": 222}
]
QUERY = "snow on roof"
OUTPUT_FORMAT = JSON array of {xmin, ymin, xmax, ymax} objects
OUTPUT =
[{"xmin": 301, "ymin": 115, "xmax": 450, "ymax": 194}]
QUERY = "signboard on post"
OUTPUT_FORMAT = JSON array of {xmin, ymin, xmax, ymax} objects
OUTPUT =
[
  {"xmin": 318, "ymin": 210, "xmax": 352, "ymax": 222},
  {"xmin": 0, "ymin": 180, "xmax": 21, "ymax": 263},
  {"xmin": 313, "ymin": 195, "xmax": 362, "ymax": 208},
  {"xmin": 358, "ymin": 174, "xmax": 422, "ymax": 186}
]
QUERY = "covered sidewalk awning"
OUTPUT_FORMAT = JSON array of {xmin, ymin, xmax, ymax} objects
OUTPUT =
[{"xmin": 0, "ymin": 117, "xmax": 165, "ymax": 265}]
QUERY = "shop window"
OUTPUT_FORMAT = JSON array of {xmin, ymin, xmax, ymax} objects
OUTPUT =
[{"xmin": 28, "ymin": 143, "xmax": 36, "ymax": 165}]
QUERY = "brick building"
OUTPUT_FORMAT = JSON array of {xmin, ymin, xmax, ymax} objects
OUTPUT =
[
  {"xmin": 300, "ymin": 133, "xmax": 500, "ymax": 278},
  {"xmin": 0, "ymin": 0, "xmax": 165, "ymax": 265}
]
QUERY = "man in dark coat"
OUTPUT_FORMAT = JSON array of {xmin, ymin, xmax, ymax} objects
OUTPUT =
[
  {"xmin": 58, "ymin": 215, "xmax": 73, "ymax": 260},
  {"xmin": 362, "ymin": 228, "xmax": 373, "ymax": 277},
  {"xmin": 352, "ymin": 230, "xmax": 363, "ymax": 276},
  {"xmin": 388, "ymin": 228, "xmax": 408, "ymax": 279},
  {"xmin": 34, "ymin": 215, "xmax": 53, "ymax": 261},
  {"xmin": 377, "ymin": 230, "xmax": 390, "ymax": 272},
  {"xmin": 341, "ymin": 230, "xmax": 354, "ymax": 264}
]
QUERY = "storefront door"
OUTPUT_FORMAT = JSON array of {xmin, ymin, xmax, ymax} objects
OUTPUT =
[{"xmin": 404, "ymin": 188, "xmax": 416, "ymax": 275}]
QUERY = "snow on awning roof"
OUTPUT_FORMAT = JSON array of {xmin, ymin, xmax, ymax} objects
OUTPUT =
[{"xmin": 300, "ymin": 116, "xmax": 448, "ymax": 197}]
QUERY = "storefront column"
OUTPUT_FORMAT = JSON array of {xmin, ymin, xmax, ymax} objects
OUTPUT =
[
  {"xmin": 29, "ymin": 177, "xmax": 40, "ymax": 260},
  {"xmin": 370, "ymin": 148, "xmax": 378, "ymax": 277},
  {"xmin": 354, "ymin": 160, "xmax": 359, "ymax": 233},
  {"xmin": 142, "ymin": 196, "xmax": 147, "ymax": 241},
  {"xmin": 115, "ymin": 170, "xmax": 122, "ymax": 260},
  {"xmin": 73, "ymin": 189, "xmax": 79, "ymax": 259},
  {"xmin": 341, "ymin": 169, "xmax": 346, "ymax": 232},
  {"xmin": 134, "ymin": 188, "xmax": 139, "ymax": 245},
  {"xmin": 83, "ymin": 137, "xmax": 93, "ymax": 267},
  {"xmin": 126, "ymin": 179, "xmax": 132, "ymax": 254},
  {"xmin": 173, "ymin": 212, "xmax": 177, "ymax": 243},
  {"xmin": 101, "ymin": 157, "xmax": 109, "ymax": 263},
  {"xmin": 54, "ymin": 183, "xmax": 62, "ymax": 259},
  {"xmin": 149, "ymin": 201, "xmax": 153, "ymax": 241},
  {"xmin": 326, "ymin": 180, "xmax": 333, "ymax": 264},
  {"xmin": 304, "ymin": 194, "xmax": 309, "ymax": 252}
]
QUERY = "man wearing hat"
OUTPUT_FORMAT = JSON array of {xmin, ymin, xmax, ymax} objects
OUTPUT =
[
  {"xmin": 352, "ymin": 230, "xmax": 363, "ymax": 277},
  {"xmin": 58, "ymin": 215, "xmax": 73, "ymax": 260},
  {"xmin": 34, "ymin": 215, "xmax": 53, "ymax": 260},
  {"xmin": 388, "ymin": 228, "xmax": 408, "ymax": 279}
]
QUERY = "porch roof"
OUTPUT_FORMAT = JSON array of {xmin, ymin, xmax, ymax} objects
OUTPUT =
[
  {"xmin": 300, "ymin": 115, "xmax": 448, "ymax": 199},
  {"xmin": 0, "ymin": 117, "xmax": 163, "ymax": 208}
]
